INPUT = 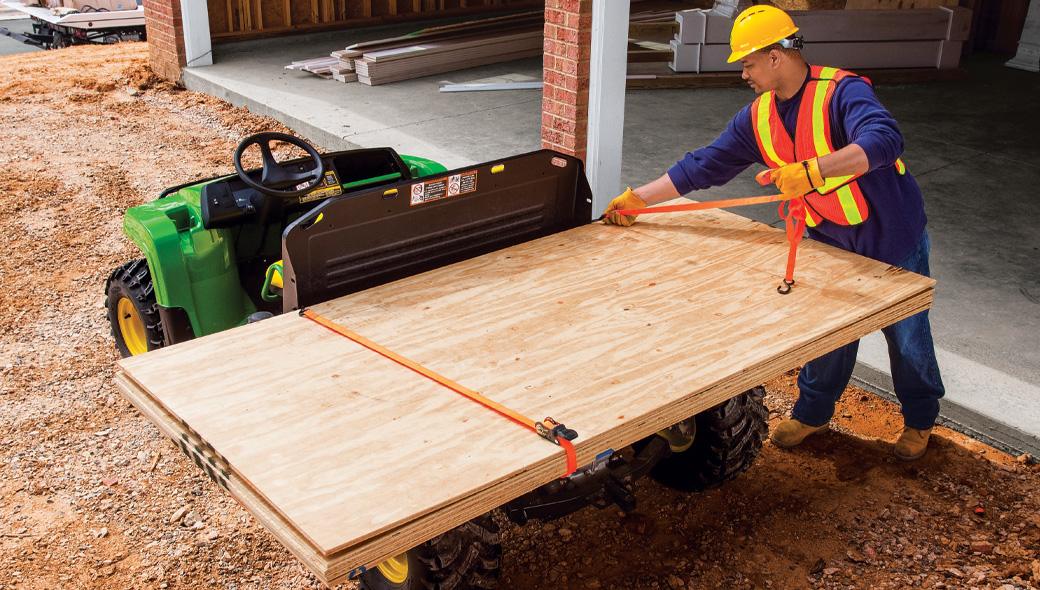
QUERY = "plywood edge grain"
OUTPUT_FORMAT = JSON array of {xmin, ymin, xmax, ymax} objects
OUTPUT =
[{"xmin": 113, "ymin": 371, "xmax": 334, "ymax": 581}]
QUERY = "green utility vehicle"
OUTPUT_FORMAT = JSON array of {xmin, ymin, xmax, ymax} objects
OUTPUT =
[{"xmin": 105, "ymin": 133, "xmax": 446, "ymax": 357}]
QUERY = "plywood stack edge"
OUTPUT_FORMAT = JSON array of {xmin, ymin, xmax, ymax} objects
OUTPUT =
[{"xmin": 115, "ymin": 203, "xmax": 936, "ymax": 586}]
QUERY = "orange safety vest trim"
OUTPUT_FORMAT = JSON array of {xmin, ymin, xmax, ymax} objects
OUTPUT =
[{"xmin": 750, "ymin": 65, "xmax": 905, "ymax": 228}]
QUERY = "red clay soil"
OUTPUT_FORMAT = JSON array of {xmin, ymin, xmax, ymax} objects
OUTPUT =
[{"xmin": 0, "ymin": 44, "xmax": 1036, "ymax": 590}]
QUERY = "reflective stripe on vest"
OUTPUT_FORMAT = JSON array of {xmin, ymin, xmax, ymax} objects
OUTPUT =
[
  {"xmin": 749, "ymin": 65, "xmax": 902, "ymax": 227},
  {"xmin": 752, "ymin": 92, "xmax": 792, "ymax": 168}
]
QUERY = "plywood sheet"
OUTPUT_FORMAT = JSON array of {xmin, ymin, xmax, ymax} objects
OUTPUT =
[{"xmin": 116, "ymin": 202, "xmax": 934, "ymax": 584}]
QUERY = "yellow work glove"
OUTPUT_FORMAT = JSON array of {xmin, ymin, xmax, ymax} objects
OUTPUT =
[
  {"xmin": 601, "ymin": 188, "xmax": 646, "ymax": 227},
  {"xmin": 770, "ymin": 158, "xmax": 825, "ymax": 200}
]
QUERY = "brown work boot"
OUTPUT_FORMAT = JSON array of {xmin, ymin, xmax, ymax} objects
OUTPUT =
[
  {"xmin": 894, "ymin": 427, "xmax": 933, "ymax": 461},
  {"xmin": 770, "ymin": 419, "xmax": 829, "ymax": 448}
]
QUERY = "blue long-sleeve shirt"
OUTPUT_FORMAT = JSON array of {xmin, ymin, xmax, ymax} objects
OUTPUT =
[{"xmin": 666, "ymin": 68, "xmax": 927, "ymax": 266}]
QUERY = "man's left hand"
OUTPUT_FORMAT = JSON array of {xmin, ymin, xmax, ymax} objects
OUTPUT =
[
  {"xmin": 770, "ymin": 158, "xmax": 824, "ymax": 200},
  {"xmin": 601, "ymin": 188, "xmax": 647, "ymax": 227}
]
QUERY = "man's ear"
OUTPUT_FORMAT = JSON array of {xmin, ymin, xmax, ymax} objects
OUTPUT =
[{"xmin": 769, "ymin": 49, "xmax": 782, "ymax": 67}]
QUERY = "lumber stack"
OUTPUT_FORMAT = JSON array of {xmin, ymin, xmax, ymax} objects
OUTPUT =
[
  {"xmin": 286, "ymin": 55, "xmax": 357, "ymax": 81},
  {"xmin": 350, "ymin": 29, "xmax": 543, "ymax": 85},
  {"xmin": 285, "ymin": 56, "xmax": 338, "ymax": 78},
  {"xmin": 115, "ymin": 199, "xmax": 936, "ymax": 586},
  {"xmin": 287, "ymin": 8, "xmax": 684, "ymax": 86},
  {"xmin": 670, "ymin": 7, "xmax": 973, "ymax": 73},
  {"xmin": 330, "ymin": 11, "xmax": 543, "ymax": 86}
]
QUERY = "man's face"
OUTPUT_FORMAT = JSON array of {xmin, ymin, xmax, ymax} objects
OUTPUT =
[{"xmin": 740, "ymin": 50, "xmax": 779, "ymax": 94}]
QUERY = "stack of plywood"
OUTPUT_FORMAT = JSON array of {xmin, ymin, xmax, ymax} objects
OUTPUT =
[
  {"xmin": 286, "ymin": 56, "xmax": 358, "ymax": 81},
  {"xmin": 670, "ymin": 7, "xmax": 972, "ymax": 73},
  {"xmin": 351, "ymin": 29, "xmax": 543, "ymax": 85},
  {"xmin": 114, "ymin": 200, "xmax": 935, "ymax": 586},
  {"xmin": 285, "ymin": 56, "xmax": 338, "ymax": 77},
  {"xmin": 330, "ymin": 10, "xmax": 544, "ymax": 85}
]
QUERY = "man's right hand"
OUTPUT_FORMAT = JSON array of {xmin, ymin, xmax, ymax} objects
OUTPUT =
[{"xmin": 602, "ymin": 188, "xmax": 646, "ymax": 227}]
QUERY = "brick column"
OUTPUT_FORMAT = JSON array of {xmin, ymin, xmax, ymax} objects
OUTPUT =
[
  {"xmin": 145, "ymin": 0, "xmax": 187, "ymax": 83},
  {"xmin": 542, "ymin": 0, "xmax": 593, "ymax": 161}
]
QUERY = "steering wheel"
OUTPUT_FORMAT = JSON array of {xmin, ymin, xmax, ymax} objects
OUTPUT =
[{"xmin": 233, "ymin": 132, "xmax": 326, "ymax": 198}]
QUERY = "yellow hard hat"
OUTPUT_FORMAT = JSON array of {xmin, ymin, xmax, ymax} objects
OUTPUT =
[{"xmin": 727, "ymin": 5, "xmax": 801, "ymax": 63}]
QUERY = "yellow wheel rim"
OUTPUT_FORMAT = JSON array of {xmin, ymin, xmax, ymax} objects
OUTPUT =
[
  {"xmin": 117, "ymin": 297, "xmax": 148, "ymax": 356},
  {"xmin": 375, "ymin": 553, "xmax": 409, "ymax": 584}
]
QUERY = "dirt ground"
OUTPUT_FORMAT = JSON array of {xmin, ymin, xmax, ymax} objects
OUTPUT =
[{"xmin": 0, "ymin": 43, "xmax": 1037, "ymax": 590}]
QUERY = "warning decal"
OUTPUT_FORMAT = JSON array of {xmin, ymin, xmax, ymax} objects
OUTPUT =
[
  {"xmin": 410, "ymin": 170, "xmax": 477, "ymax": 205},
  {"xmin": 299, "ymin": 170, "xmax": 344, "ymax": 203}
]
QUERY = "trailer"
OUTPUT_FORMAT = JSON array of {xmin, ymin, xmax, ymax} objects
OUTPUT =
[
  {"xmin": 0, "ymin": 0, "xmax": 143, "ymax": 48},
  {"xmin": 111, "ymin": 135, "xmax": 936, "ymax": 588}
]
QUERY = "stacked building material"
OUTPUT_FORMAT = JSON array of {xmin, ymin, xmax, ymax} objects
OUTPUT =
[
  {"xmin": 289, "ymin": 8, "xmax": 682, "ymax": 86},
  {"xmin": 669, "ymin": 7, "xmax": 972, "ymax": 73},
  {"xmin": 351, "ymin": 29, "xmax": 543, "ymax": 85},
  {"xmin": 333, "ymin": 11, "xmax": 543, "ymax": 85},
  {"xmin": 285, "ymin": 56, "xmax": 339, "ymax": 78}
]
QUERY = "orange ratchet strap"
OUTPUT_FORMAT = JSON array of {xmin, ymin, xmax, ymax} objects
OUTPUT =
[
  {"xmin": 614, "ymin": 193, "xmax": 785, "ymax": 216},
  {"xmin": 613, "ymin": 169, "xmax": 806, "ymax": 294},
  {"xmin": 300, "ymin": 308, "xmax": 578, "ymax": 476},
  {"xmin": 776, "ymin": 197, "xmax": 807, "ymax": 294}
]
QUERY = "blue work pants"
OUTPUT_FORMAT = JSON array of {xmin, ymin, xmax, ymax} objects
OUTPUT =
[{"xmin": 792, "ymin": 230, "xmax": 945, "ymax": 431}]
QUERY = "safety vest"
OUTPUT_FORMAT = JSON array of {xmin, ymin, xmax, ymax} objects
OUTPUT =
[{"xmin": 750, "ymin": 65, "xmax": 906, "ymax": 228}]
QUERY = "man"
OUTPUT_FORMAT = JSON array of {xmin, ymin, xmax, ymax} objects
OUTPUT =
[{"xmin": 603, "ymin": 5, "xmax": 944, "ymax": 461}]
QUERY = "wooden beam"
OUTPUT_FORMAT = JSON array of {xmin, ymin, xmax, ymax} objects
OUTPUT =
[
  {"xmin": 242, "ymin": 0, "xmax": 252, "ymax": 31},
  {"xmin": 627, "ymin": 48, "xmax": 673, "ymax": 63},
  {"xmin": 628, "ymin": 21, "xmax": 679, "ymax": 36}
]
